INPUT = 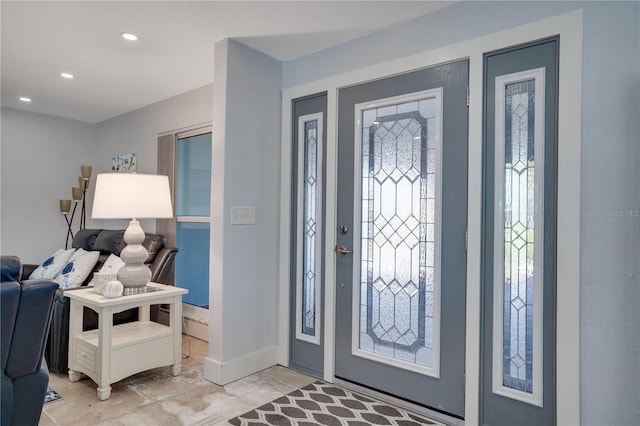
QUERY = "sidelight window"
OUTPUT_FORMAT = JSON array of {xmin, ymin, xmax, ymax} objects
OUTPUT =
[
  {"xmin": 295, "ymin": 113, "xmax": 323, "ymax": 344},
  {"xmin": 492, "ymin": 68, "xmax": 545, "ymax": 406}
]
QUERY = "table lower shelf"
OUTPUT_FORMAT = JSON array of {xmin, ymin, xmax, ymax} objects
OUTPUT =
[{"xmin": 73, "ymin": 321, "xmax": 176, "ymax": 385}]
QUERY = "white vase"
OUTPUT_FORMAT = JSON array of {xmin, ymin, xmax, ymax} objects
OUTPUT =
[{"xmin": 103, "ymin": 279, "xmax": 124, "ymax": 298}]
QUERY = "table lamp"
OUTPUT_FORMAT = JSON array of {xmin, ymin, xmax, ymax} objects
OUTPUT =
[{"xmin": 92, "ymin": 173, "xmax": 173, "ymax": 294}]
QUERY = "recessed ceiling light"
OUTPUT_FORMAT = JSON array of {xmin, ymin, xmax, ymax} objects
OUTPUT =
[
  {"xmin": 19, "ymin": 97, "xmax": 32, "ymax": 102},
  {"xmin": 60, "ymin": 73, "xmax": 74, "ymax": 79},
  {"xmin": 121, "ymin": 32, "xmax": 138, "ymax": 41}
]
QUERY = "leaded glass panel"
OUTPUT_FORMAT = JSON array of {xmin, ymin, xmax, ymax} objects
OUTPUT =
[
  {"xmin": 502, "ymin": 79, "xmax": 535, "ymax": 393},
  {"xmin": 302, "ymin": 120, "xmax": 318, "ymax": 336},
  {"xmin": 359, "ymin": 98, "xmax": 437, "ymax": 368}
]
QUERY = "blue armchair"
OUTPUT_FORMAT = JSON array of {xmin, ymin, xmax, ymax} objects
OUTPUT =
[{"xmin": 1, "ymin": 256, "xmax": 58, "ymax": 426}]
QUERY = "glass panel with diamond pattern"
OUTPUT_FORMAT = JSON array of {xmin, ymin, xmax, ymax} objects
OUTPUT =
[
  {"xmin": 503, "ymin": 79, "xmax": 535, "ymax": 393},
  {"xmin": 302, "ymin": 120, "xmax": 318, "ymax": 337},
  {"xmin": 358, "ymin": 98, "xmax": 437, "ymax": 368}
]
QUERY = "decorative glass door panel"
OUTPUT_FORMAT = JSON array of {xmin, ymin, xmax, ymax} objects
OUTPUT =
[
  {"xmin": 354, "ymin": 92, "xmax": 441, "ymax": 376},
  {"xmin": 492, "ymin": 68, "xmax": 545, "ymax": 406},
  {"xmin": 296, "ymin": 113, "xmax": 323, "ymax": 345}
]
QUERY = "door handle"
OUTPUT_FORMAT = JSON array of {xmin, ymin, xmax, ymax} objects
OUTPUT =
[{"xmin": 335, "ymin": 245, "xmax": 353, "ymax": 255}]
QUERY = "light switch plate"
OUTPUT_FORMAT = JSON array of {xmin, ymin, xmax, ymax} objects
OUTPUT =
[{"xmin": 231, "ymin": 206, "xmax": 256, "ymax": 225}]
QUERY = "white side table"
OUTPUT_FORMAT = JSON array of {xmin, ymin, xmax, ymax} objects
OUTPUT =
[{"xmin": 66, "ymin": 282, "xmax": 188, "ymax": 400}]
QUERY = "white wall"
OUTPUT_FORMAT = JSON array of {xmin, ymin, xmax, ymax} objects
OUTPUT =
[
  {"xmin": 282, "ymin": 1, "xmax": 639, "ymax": 424},
  {"xmin": 0, "ymin": 108, "xmax": 95, "ymax": 263},
  {"xmin": 204, "ymin": 39, "xmax": 283, "ymax": 384},
  {"xmin": 93, "ymin": 84, "xmax": 213, "ymax": 231}
]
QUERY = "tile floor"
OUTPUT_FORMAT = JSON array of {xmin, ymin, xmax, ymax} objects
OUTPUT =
[{"xmin": 40, "ymin": 336, "xmax": 316, "ymax": 425}]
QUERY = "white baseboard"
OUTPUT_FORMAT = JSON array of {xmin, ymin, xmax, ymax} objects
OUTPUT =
[
  {"xmin": 183, "ymin": 317, "xmax": 208, "ymax": 342},
  {"xmin": 203, "ymin": 346, "xmax": 279, "ymax": 385},
  {"xmin": 161, "ymin": 303, "xmax": 209, "ymax": 341}
]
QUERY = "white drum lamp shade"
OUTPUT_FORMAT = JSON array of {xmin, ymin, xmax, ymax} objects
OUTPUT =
[{"xmin": 92, "ymin": 173, "xmax": 173, "ymax": 293}]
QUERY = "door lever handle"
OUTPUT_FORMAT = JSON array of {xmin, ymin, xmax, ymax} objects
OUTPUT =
[{"xmin": 335, "ymin": 245, "xmax": 353, "ymax": 255}]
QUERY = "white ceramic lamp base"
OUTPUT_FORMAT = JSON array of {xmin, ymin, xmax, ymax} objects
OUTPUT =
[{"xmin": 118, "ymin": 219, "xmax": 152, "ymax": 294}]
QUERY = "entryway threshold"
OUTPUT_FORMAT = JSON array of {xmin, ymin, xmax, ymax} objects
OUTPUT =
[{"xmin": 334, "ymin": 377, "xmax": 464, "ymax": 426}]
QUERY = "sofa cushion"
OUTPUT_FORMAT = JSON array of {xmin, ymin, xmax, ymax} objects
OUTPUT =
[
  {"xmin": 1, "ymin": 374, "xmax": 13, "ymax": 425},
  {"xmin": 93, "ymin": 230, "xmax": 127, "ymax": 255},
  {"xmin": 28, "ymin": 249, "xmax": 75, "ymax": 280},
  {"xmin": 0, "ymin": 256, "xmax": 22, "ymax": 282},
  {"xmin": 71, "ymin": 229, "xmax": 100, "ymax": 251},
  {"xmin": 75, "ymin": 230, "xmax": 165, "ymax": 264},
  {"xmin": 143, "ymin": 234, "xmax": 165, "ymax": 263},
  {"xmin": 55, "ymin": 249, "xmax": 100, "ymax": 289}
]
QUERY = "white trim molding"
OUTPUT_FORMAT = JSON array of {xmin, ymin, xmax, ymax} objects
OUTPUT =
[{"xmin": 203, "ymin": 346, "xmax": 279, "ymax": 385}]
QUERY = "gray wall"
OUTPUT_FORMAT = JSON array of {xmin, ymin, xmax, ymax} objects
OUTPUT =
[
  {"xmin": 93, "ymin": 83, "xmax": 213, "ymax": 231},
  {"xmin": 284, "ymin": 1, "xmax": 578, "ymax": 88},
  {"xmin": 0, "ymin": 84, "xmax": 212, "ymax": 262},
  {"xmin": 210, "ymin": 39, "xmax": 282, "ymax": 363},
  {"xmin": 0, "ymin": 108, "xmax": 95, "ymax": 263},
  {"xmin": 282, "ymin": 1, "xmax": 640, "ymax": 424},
  {"xmin": 580, "ymin": 3, "xmax": 640, "ymax": 424}
]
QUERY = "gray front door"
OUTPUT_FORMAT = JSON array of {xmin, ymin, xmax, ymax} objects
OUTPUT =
[
  {"xmin": 481, "ymin": 37, "xmax": 558, "ymax": 425},
  {"xmin": 289, "ymin": 92, "xmax": 327, "ymax": 378},
  {"xmin": 335, "ymin": 60, "xmax": 469, "ymax": 418}
]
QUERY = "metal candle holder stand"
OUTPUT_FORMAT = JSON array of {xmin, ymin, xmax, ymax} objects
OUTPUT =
[
  {"xmin": 62, "ymin": 201, "xmax": 80, "ymax": 249},
  {"xmin": 80, "ymin": 178, "xmax": 89, "ymax": 230},
  {"xmin": 60, "ymin": 165, "xmax": 92, "ymax": 248}
]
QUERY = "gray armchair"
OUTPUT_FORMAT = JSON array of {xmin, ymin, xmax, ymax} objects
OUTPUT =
[{"xmin": 1, "ymin": 255, "xmax": 59, "ymax": 426}]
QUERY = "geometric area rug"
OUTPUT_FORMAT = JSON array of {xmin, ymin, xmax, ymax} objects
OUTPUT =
[
  {"xmin": 44, "ymin": 388, "xmax": 62, "ymax": 404},
  {"xmin": 228, "ymin": 381, "xmax": 443, "ymax": 425}
]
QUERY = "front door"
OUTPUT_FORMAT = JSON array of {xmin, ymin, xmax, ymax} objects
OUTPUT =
[{"xmin": 334, "ymin": 60, "xmax": 469, "ymax": 418}]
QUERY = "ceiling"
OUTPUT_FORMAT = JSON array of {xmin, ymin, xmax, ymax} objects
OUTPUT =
[{"xmin": 1, "ymin": 1, "xmax": 453, "ymax": 124}]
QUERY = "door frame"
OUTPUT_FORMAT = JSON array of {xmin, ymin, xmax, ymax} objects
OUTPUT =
[{"xmin": 279, "ymin": 10, "xmax": 582, "ymax": 425}]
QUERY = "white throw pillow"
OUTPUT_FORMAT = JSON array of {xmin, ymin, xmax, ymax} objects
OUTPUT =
[
  {"xmin": 99, "ymin": 253, "xmax": 125, "ymax": 274},
  {"xmin": 55, "ymin": 248, "xmax": 100, "ymax": 289},
  {"xmin": 29, "ymin": 248, "xmax": 76, "ymax": 280},
  {"xmin": 87, "ymin": 254, "xmax": 125, "ymax": 286}
]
